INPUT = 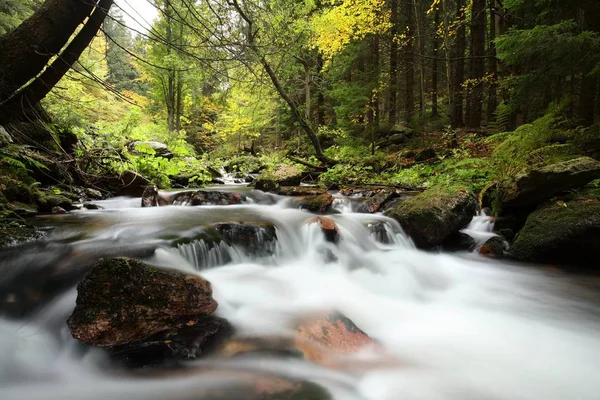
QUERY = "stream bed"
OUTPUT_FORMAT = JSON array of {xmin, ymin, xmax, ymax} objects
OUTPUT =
[{"xmin": 1, "ymin": 188, "xmax": 600, "ymax": 400}]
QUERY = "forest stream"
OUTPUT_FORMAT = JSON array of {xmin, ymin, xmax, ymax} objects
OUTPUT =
[{"xmin": 1, "ymin": 184, "xmax": 600, "ymax": 400}]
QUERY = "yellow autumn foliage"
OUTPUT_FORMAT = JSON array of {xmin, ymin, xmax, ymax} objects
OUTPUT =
[{"xmin": 310, "ymin": 0, "xmax": 391, "ymax": 65}]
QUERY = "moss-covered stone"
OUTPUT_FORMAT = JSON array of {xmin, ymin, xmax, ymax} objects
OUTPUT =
[
  {"xmin": 500, "ymin": 156, "xmax": 600, "ymax": 209},
  {"xmin": 254, "ymin": 164, "xmax": 303, "ymax": 192},
  {"xmin": 68, "ymin": 258, "xmax": 219, "ymax": 346},
  {"xmin": 510, "ymin": 188, "xmax": 600, "ymax": 269},
  {"xmin": 384, "ymin": 185, "xmax": 476, "ymax": 248},
  {"xmin": 292, "ymin": 193, "xmax": 333, "ymax": 214}
]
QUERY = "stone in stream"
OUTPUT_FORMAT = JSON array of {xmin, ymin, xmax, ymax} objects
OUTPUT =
[
  {"xmin": 355, "ymin": 189, "xmax": 397, "ymax": 213},
  {"xmin": 141, "ymin": 187, "xmax": 245, "ymax": 207},
  {"xmin": 384, "ymin": 185, "xmax": 477, "ymax": 249},
  {"xmin": 68, "ymin": 258, "xmax": 223, "ymax": 358},
  {"xmin": 305, "ymin": 216, "xmax": 339, "ymax": 243},
  {"xmin": 254, "ymin": 164, "xmax": 303, "ymax": 192},
  {"xmin": 276, "ymin": 186, "xmax": 327, "ymax": 196},
  {"xmin": 478, "ymin": 236, "xmax": 507, "ymax": 258},
  {"xmin": 291, "ymin": 193, "xmax": 334, "ymax": 214},
  {"xmin": 499, "ymin": 156, "xmax": 600, "ymax": 209},
  {"xmin": 509, "ymin": 187, "xmax": 600, "ymax": 269}
]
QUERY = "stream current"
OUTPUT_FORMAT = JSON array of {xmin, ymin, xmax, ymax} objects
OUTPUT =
[{"xmin": 1, "ymin": 185, "xmax": 600, "ymax": 400}]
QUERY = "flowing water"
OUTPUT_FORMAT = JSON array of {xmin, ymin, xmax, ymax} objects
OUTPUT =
[{"xmin": 1, "ymin": 188, "xmax": 600, "ymax": 400}]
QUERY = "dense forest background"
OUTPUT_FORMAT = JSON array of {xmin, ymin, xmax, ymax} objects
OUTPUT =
[{"xmin": 1, "ymin": 0, "xmax": 599, "ymax": 202}]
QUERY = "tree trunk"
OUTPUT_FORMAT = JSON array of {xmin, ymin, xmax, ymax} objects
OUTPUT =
[
  {"xmin": 0, "ymin": 0, "xmax": 114, "ymax": 123},
  {"xmin": 0, "ymin": 0, "xmax": 96, "ymax": 103},
  {"xmin": 466, "ymin": 0, "xmax": 486, "ymax": 129},
  {"xmin": 316, "ymin": 55, "xmax": 326, "ymax": 126},
  {"xmin": 487, "ymin": 0, "xmax": 499, "ymax": 124},
  {"xmin": 431, "ymin": 8, "xmax": 440, "ymax": 119},
  {"xmin": 404, "ymin": 0, "xmax": 415, "ymax": 124},
  {"xmin": 451, "ymin": 0, "xmax": 466, "ymax": 129},
  {"xmin": 388, "ymin": 0, "xmax": 398, "ymax": 125},
  {"xmin": 414, "ymin": 0, "xmax": 426, "ymax": 114},
  {"xmin": 230, "ymin": 0, "xmax": 329, "ymax": 165}
]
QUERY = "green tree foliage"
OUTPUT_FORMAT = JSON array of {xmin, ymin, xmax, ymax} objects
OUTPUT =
[{"xmin": 0, "ymin": 0, "xmax": 40, "ymax": 35}]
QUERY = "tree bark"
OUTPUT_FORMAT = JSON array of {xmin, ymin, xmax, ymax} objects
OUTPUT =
[
  {"xmin": 230, "ymin": 0, "xmax": 329, "ymax": 165},
  {"xmin": 403, "ymin": 0, "xmax": 415, "ymax": 124},
  {"xmin": 0, "ymin": 0, "xmax": 96, "ymax": 103},
  {"xmin": 451, "ymin": 0, "xmax": 466, "ymax": 129},
  {"xmin": 388, "ymin": 0, "xmax": 398, "ymax": 125},
  {"xmin": 431, "ymin": 8, "xmax": 440, "ymax": 119},
  {"xmin": 466, "ymin": 0, "xmax": 486, "ymax": 129},
  {"xmin": 0, "ymin": 0, "xmax": 114, "ymax": 123},
  {"xmin": 487, "ymin": 0, "xmax": 499, "ymax": 124}
]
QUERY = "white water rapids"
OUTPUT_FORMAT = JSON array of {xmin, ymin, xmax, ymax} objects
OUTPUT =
[{"xmin": 1, "ymin": 190, "xmax": 600, "ymax": 400}]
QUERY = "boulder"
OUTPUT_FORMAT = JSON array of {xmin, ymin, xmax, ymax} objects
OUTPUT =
[
  {"xmin": 68, "ymin": 258, "xmax": 219, "ymax": 346},
  {"xmin": 114, "ymin": 170, "xmax": 151, "ymax": 197},
  {"xmin": 384, "ymin": 186, "xmax": 477, "ymax": 248},
  {"xmin": 292, "ymin": 193, "xmax": 333, "ymax": 214},
  {"xmin": 509, "ymin": 189, "xmax": 600, "ymax": 269},
  {"xmin": 500, "ymin": 157, "xmax": 600, "ymax": 209},
  {"xmin": 254, "ymin": 164, "xmax": 303, "ymax": 192},
  {"xmin": 190, "ymin": 190, "xmax": 245, "ymax": 206},
  {"xmin": 128, "ymin": 140, "xmax": 173, "ymax": 159}
]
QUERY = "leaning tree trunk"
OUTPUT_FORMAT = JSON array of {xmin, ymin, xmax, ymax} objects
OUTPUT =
[
  {"xmin": 230, "ymin": 0, "xmax": 330, "ymax": 165},
  {"xmin": 451, "ymin": 0, "xmax": 466, "ymax": 129},
  {"xmin": 0, "ymin": 0, "xmax": 96, "ymax": 103},
  {"xmin": 0, "ymin": 0, "xmax": 114, "ymax": 123}
]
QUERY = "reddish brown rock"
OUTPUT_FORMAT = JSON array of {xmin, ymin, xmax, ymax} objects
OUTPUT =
[
  {"xmin": 68, "ymin": 258, "xmax": 218, "ymax": 346},
  {"xmin": 305, "ymin": 216, "xmax": 339, "ymax": 243},
  {"xmin": 356, "ymin": 189, "xmax": 396, "ymax": 213}
]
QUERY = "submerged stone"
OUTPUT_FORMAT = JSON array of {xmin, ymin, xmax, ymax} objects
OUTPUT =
[{"xmin": 305, "ymin": 216, "xmax": 339, "ymax": 243}]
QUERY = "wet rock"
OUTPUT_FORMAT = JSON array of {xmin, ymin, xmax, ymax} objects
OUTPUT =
[
  {"xmin": 276, "ymin": 186, "xmax": 327, "ymax": 196},
  {"xmin": 214, "ymin": 222, "xmax": 277, "ymax": 250},
  {"xmin": 478, "ymin": 236, "xmax": 507, "ymax": 258},
  {"xmin": 292, "ymin": 193, "xmax": 333, "ymax": 214},
  {"xmin": 85, "ymin": 188, "xmax": 103, "ymax": 199},
  {"xmin": 6, "ymin": 201, "xmax": 37, "ymax": 218},
  {"xmin": 368, "ymin": 221, "xmax": 392, "ymax": 244},
  {"xmin": 441, "ymin": 232, "xmax": 476, "ymax": 252},
  {"xmin": 191, "ymin": 190, "xmax": 245, "ymax": 206},
  {"xmin": 500, "ymin": 157, "xmax": 600, "ymax": 209},
  {"xmin": 356, "ymin": 189, "xmax": 396, "ymax": 213},
  {"xmin": 114, "ymin": 170, "xmax": 151, "ymax": 197},
  {"xmin": 254, "ymin": 164, "xmax": 303, "ymax": 192},
  {"xmin": 142, "ymin": 188, "xmax": 246, "ymax": 207},
  {"xmin": 305, "ymin": 216, "xmax": 339, "ymax": 243},
  {"xmin": 384, "ymin": 186, "xmax": 477, "ymax": 248},
  {"xmin": 509, "ymin": 189, "xmax": 600, "ymax": 269},
  {"xmin": 296, "ymin": 312, "xmax": 375, "ymax": 362},
  {"xmin": 128, "ymin": 140, "xmax": 173, "ymax": 159},
  {"xmin": 415, "ymin": 148, "xmax": 437, "ymax": 162},
  {"xmin": 34, "ymin": 187, "xmax": 77, "ymax": 213},
  {"xmin": 68, "ymin": 258, "xmax": 219, "ymax": 346},
  {"xmin": 82, "ymin": 202, "xmax": 102, "ymax": 210},
  {"xmin": 51, "ymin": 206, "xmax": 67, "ymax": 214}
]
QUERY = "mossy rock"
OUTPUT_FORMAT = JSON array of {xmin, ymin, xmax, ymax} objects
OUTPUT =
[
  {"xmin": 510, "ymin": 189, "xmax": 600, "ymax": 270},
  {"xmin": 291, "ymin": 193, "xmax": 333, "ymax": 214},
  {"xmin": 384, "ymin": 185, "xmax": 476, "ymax": 248},
  {"xmin": 255, "ymin": 164, "xmax": 303, "ymax": 192},
  {"xmin": 500, "ymin": 156, "xmax": 600, "ymax": 209},
  {"xmin": 68, "ymin": 258, "xmax": 219, "ymax": 346}
]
